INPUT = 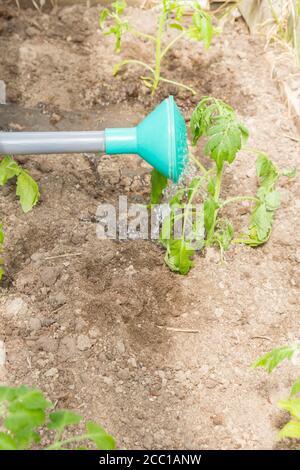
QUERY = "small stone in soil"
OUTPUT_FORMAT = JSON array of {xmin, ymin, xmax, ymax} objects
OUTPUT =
[
  {"xmin": 36, "ymin": 336, "xmax": 59, "ymax": 353},
  {"xmin": 77, "ymin": 334, "xmax": 92, "ymax": 351},
  {"xmin": 127, "ymin": 357, "xmax": 137, "ymax": 369},
  {"xmin": 89, "ymin": 326, "xmax": 100, "ymax": 338},
  {"xmin": 116, "ymin": 340, "xmax": 126, "ymax": 355},
  {"xmin": 40, "ymin": 267, "xmax": 59, "ymax": 286},
  {"xmin": 49, "ymin": 292, "xmax": 67, "ymax": 308},
  {"xmin": 28, "ymin": 317, "xmax": 42, "ymax": 331},
  {"xmin": 5, "ymin": 297, "xmax": 28, "ymax": 316},
  {"xmin": 45, "ymin": 367, "xmax": 59, "ymax": 378}
]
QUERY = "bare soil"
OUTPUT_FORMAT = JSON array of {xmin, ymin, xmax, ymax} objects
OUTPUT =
[{"xmin": 0, "ymin": 2, "xmax": 299, "ymax": 450}]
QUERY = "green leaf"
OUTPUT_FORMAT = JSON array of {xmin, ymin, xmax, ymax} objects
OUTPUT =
[
  {"xmin": 48, "ymin": 410, "xmax": 82, "ymax": 431},
  {"xmin": 85, "ymin": 422, "xmax": 116, "ymax": 450},
  {"xmin": 290, "ymin": 377, "xmax": 300, "ymax": 398},
  {"xmin": 150, "ymin": 169, "xmax": 168, "ymax": 204},
  {"xmin": 265, "ymin": 190, "xmax": 280, "ymax": 210},
  {"xmin": 0, "ymin": 155, "xmax": 20, "ymax": 185},
  {"xmin": 250, "ymin": 202, "xmax": 273, "ymax": 241},
  {"xmin": 207, "ymin": 176, "xmax": 216, "ymax": 196},
  {"xmin": 99, "ymin": 8, "xmax": 109, "ymax": 29},
  {"xmin": 0, "ymin": 224, "xmax": 4, "ymax": 245},
  {"xmin": 282, "ymin": 166, "xmax": 297, "ymax": 178},
  {"xmin": 278, "ymin": 420, "xmax": 300, "ymax": 440},
  {"xmin": 10, "ymin": 386, "xmax": 52, "ymax": 411},
  {"xmin": 169, "ymin": 22, "xmax": 184, "ymax": 31},
  {"xmin": 0, "ymin": 432, "xmax": 17, "ymax": 450},
  {"xmin": 164, "ymin": 238, "xmax": 195, "ymax": 275},
  {"xmin": 160, "ymin": 179, "xmax": 204, "ymax": 275},
  {"xmin": 278, "ymin": 398, "xmax": 300, "ymax": 420},
  {"xmin": 240, "ymin": 155, "xmax": 280, "ymax": 247},
  {"xmin": 16, "ymin": 171, "xmax": 40, "ymax": 213},
  {"xmin": 252, "ymin": 345, "xmax": 298, "ymax": 373},
  {"xmin": 214, "ymin": 219, "xmax": 234, "ymax": 251},
  {"xmin": 112, "ymin": 0, "xmax": 126, "ymax": 16},
  {"xmin": 188, "ymin": 9, "xmax": 214, "ymax": 48},
  {"xmin": 5, "ymin": 404, "xmax": 45, "ymax": 435},
  {"xmin": 256, "ymin": 153, "xmax": 278, "ymax": 193},
  {"xmin": 0, "ymin": 386, "xmax": 17, "ymax": 403},
  {"xmin": 191, "ymin": 97, "xmax": 248, "ymax": 168}
]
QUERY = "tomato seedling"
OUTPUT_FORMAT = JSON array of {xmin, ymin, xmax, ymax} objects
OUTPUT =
[
  {"xmin": 99, "ymin": 0, "xmax": 216, "ymax": 95},
  {"xmin": 151, "ymin": 96, "xmax": 296, "ymax": 274},
  {"xmin": 0, "ymin": 385, "xmax": 116, "ymax": 450},
  {"xmin": 0, "ymin": 155, "xmax": 40, "ymax": 280}
]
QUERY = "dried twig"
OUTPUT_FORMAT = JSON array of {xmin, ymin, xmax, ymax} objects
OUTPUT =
[
  {"xmin": 282, "ymin": 133, "xmax": 300, "ymax": 142},
  {"xmin": 251, "ymin": 335, "xmax": 272, "ymax": 341},
  {"xmin": 44, "ymin": 253, "xmax": 82, "ymax": 261}
]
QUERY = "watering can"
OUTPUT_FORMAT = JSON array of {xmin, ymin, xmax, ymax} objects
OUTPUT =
[{"xmin": 0, "ymin": 96, "xmax": 187, "ymax": 182}]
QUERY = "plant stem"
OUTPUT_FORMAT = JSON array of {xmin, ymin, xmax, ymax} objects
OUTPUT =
[
  {"xmin": 46, "ymin": 433, "xmax": 91, "ymax": 450},
  {"xmin": 214, "ymin": 165, "xmax": 223, "ymax": 202},
  {"xmin": 189, "ymin": 154, "xmax": 215, "ymax": 178},
  {"xmin": 221, "ymin": 195, "xmax": 259, "ymax": 208},
  {"xmin": 243, "ymin": 146, "xmax": 266, "ymax": 155},
  {"xmin": 206, "ymin": 164, "xmax": 223, "ymax": 245},
  {"xmin": 159, "ymin": 76, "xmax": 196, "ymax": 94},
  {"xmin": 161, "ymin": 31, "xmax": 186, "ymax": 58},
  {"xmin": 130, "ymin": 28, "xmax": 156, "ymax": 42},
  {"xmin": 152, "ymin": 3, "xmax": 167, "ymax": 94},
  {"xmin": 114, "ymin": 59, "xmax": 155, "ymax": 75}
]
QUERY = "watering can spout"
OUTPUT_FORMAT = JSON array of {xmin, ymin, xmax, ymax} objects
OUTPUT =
[
  {"xmin": 0, "ymin": 96, "xmax": 188, "ymax": 182},
  {"xmin": 105, "ymin": 96, "xmax": 188, "ymax": 182}
]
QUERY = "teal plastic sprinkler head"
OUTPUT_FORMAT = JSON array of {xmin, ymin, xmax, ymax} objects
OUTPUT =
[
  {"xmin": 105, "ymin": 96, "xmax": 188, "ymax": 182},
  {"xmin": 0, "ymin": 96, "xmax": 188, "ymax": 182}
]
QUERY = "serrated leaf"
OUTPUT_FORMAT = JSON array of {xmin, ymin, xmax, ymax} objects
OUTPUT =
[
  {"xmin": 191, "ymin": 97, "xmax": 248, "ymax": 168},
  {"xmin": 16, "ymin": 171, "xmax": 40, "ymax": 213},
  {"xmin": 48, "ymin": 410, "xmax": 82, "ymax": 431},
  {"xmin": 150, "ymin": 169, "xmax": 168, "ymax": 204},
  {"xmin": 85, "ymin": 421, "xmax": 116, "ymax": 450},
  {"xmin": 252, "ymin": 345, "xmax": 297, "ymax": 373}
]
